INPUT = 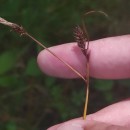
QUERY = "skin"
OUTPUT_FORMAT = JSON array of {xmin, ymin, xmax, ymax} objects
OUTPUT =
[{"xmin": 37, "ymin": 35, "xmax": 130, "ymax": 130}]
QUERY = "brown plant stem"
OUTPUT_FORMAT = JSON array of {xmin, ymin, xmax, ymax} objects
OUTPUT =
[
  {"xmin": 0, "ymin": 17, "xmax": 85, "ymax": 81},
  {"xmin": 83, "ymin": 10, "xmax": 109, "ymax": 18},
  {"xmin": 74, "ymin": 25, "xmax": 90, "ymax": 120},
  {"xmin": 81, "ymin": 11, "xmax": 109, "ymax": 120},
  {"xmin": 83, "ymin": 59, "xmax": 89, "ymax": 120},
  {"xmin": 26, "ymin": 33, "xmax": 86, "ymax": 81}
]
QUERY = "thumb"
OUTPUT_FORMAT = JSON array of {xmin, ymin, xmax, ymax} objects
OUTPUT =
[
  {"xmin": 48, "ymin": 119, "xmax": 129, "ymax": 130},
  {"xmin": 47, "ymin": 118, "xmax": 130, "ymax": 130},
  {"xmin": 47, "ymin": 118, "xmax": 86, "ymax": 130},
  {"xmin": 55, "ymin": 123, "xmax": 84, "ymax": 130},
  {"xmin": 85, "ymin": 120, "xmax": 130, "ymax": 130}
]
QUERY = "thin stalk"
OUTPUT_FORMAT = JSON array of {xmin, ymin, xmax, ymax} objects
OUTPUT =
[
  {"xmin": 73, "ymin": 25, "xmax": 90, "ymax": 120},
  {"xmin": 26, "ymin": 33, "xmax": 86, "ymax": 81},
  {"xmin": 84, "ymin": 10, "xmax": 109, "ymax": 18},
  {"xmin": 81, "ymin": 10, "xmax": 109, "ymax": 120},
  {"xmin": 0, "ymin": 17, "xmax": 86, "ymax": 81},
  {"xmin": 83, "ymin": 61, "xmax": 89, "ymax": 120}
]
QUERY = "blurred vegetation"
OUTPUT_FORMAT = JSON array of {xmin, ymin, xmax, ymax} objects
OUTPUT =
[{"xmin": 0, "ymin": 0, "xmax": 130, "ymax": 130}]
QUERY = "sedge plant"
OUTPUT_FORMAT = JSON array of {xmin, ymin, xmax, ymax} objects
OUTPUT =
[{"xmin": 0, "ymin": 11, "xmax": 108, "ymax": 120}]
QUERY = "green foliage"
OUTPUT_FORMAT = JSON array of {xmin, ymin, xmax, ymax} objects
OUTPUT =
[
  {"xmin": 0, "ymin": 0, "xmax": 130, "ymax": 130},
  {"xmin": 6, "ymin": 121, "xmax": 17, "ymax": 130},
  {"xmin": 94, "ymin": 79, "xmax": 113, "ymax": 91},
  {"xmin": 0, "ymin": 51, "xmax": 17, "ymax": 75},
  {"xmin": 25, "ymin": 57, "xmax": 41, "ymax": 76},
  {"xmin": 0, "ymin": 75, "xmax": 17, "ymax": 87},
  {"xmin": 93, "ymin": 79, "xmax": 114, "ymax": 102}
]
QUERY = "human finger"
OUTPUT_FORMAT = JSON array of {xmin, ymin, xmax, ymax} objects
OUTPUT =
[
  {"xmin": 47, "ymin": 99, "xmax": 130, "ymax": 130},
  {"xmin": 37, "ymin": 35, "xmax": 130, "ymax": 79}
]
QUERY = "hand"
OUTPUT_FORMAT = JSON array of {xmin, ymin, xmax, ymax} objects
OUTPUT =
[{"xmin": 37, "ymin": 35, "xmax": 130, "ymax": 130}]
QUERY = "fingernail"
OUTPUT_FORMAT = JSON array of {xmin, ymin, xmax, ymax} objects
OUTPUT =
[{"xmin": 57, "ymin": 123, "xmax": 84, "ymax": 130}]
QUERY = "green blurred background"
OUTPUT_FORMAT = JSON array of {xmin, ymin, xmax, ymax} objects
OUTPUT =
[{"xmin": 0, "ymin": 0, "xmax": 130, "ymax": 130}]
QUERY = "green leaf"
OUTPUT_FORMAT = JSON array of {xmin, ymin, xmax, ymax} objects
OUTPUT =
[
  {"xmin": 45, "ymin": 77, "xmax": 56, "ymax": 87},
  {"xmin": 6, "ymin": 120, "xmax": 17, "ymax": 130},
  {"xmin": 0, "ymin": 75, "xmax": 18, "ymax": 87},
  {"xmin": 0, "ymin": 51, "xmax": 16, "ymax": 75},
  {"xmin": 94, "ymin": 80, "xmax": 114, "ymax": 91},
  {"xmin": 25, "ymin": 57, "xmax": 41, "ymax": 76}
]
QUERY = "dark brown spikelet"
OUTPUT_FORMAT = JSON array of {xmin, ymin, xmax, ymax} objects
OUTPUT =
[
  {"xmin": 74, "ymin": 26, "xmax": 87, "ymax": 57},
  {"xmin": 0, "ymin": 17, "xmax": 26, "ymax": 35},
  {"xmin": 11, "ymin": 24, "xmax": 26, "ymax": 35}
]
